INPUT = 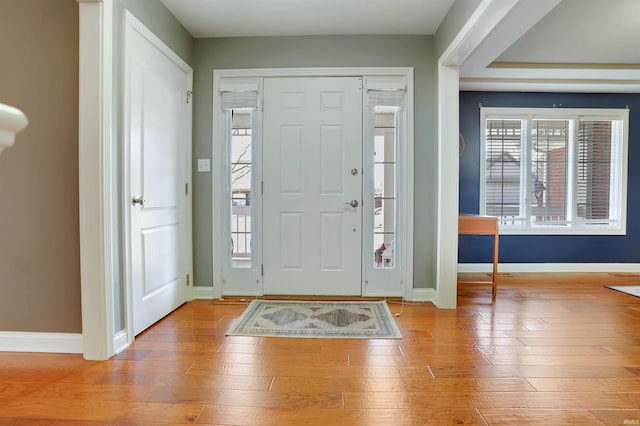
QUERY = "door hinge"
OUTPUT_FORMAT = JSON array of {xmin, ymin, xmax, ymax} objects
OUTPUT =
[
  {"xmin": 186, "ymin": 274, "xmax": 190, "ymax": 286},
  {"xmin": 261, "ymin": 181, "xmax": 264, "ymax": 195},
  {"xmin": 186, "ymin": 90, "xmax": 193, "ymax": 104},
  {"xmin": 185, "ymin": 183, "xmax": 189, "ymax": 195},
  {"xmin": 261, "ymin": 264, "xmax": 264, "ymax": 276}
]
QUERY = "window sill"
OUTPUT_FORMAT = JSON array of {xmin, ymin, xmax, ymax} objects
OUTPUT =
[{"xmin": 498, "ymin": 226, "xmax": 626, "ymax": 236}]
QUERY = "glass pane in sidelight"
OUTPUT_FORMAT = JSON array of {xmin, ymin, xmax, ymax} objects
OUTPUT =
[
  {"xmin": 373, "ymin": 107, "xmax": 397, "ymax": 269},
  {"xmin": 230, "ymin": 109, "xmax": 252, "ymax": 268}
]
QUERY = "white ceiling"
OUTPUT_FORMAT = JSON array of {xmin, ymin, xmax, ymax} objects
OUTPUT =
[
  {"xmin": 159, "ymin": 0, "xmax": 640, "ymax": 92},
  {"xmin": 497, "ymin": 0, "xmax": 640, "ymax": 65},
  {"xmin": 159, "ymin": 0, "xmax": 455, "ymax": 38}
]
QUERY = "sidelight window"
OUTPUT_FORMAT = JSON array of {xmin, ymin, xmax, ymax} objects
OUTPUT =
[
  {"xmin": 221, "ymin": 82, "xmax": 259, "ymax": 269},
  {"xmin": 365, "ymin": 76, "xmax": 406, "ymax": 272}
]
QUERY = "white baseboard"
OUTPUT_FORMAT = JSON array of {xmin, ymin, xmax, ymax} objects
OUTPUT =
[
  {"xmin": 458, "ymin": 263, "xmax": 640, "ymax": 273},
  {"xmin": 192, "ymin": 265, "xmax": 639, "ymax": 308},
  {"xmin": 0, "ymin": 331, "xmax": 83, "ymax": 354},
  {"xmin": 192, "ymin": 285, "xmax": 215, "ymax": 299},
  {"xmin": 114, "ymin": 330, "xmax": 130, "ymax": 355},
  {"xmin": 410, "ymin": 288, "xmax": 437, "ymax": 303}
]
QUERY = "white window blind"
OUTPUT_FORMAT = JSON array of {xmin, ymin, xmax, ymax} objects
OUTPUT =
[
  {"xmin": 220, "ymin": 81, "xmax": 258, "ymax": 110},
  {"xmin": 365, "ymin": 76, "xmax": 406, "ymax": 108},
  {"xmin": 577, "ymin": 118, "xmax": 619, "ymax": 224},
  {"xmin": 367, "ymin": 90, "xmax": 405, "ymax": 108},
  {"xmin": 480, "ymin": 107, "xmax": 628, "ymax": 234},
  {"xmin": 485, "ymin": 119, "xmax": 523, "ymax": 223}
]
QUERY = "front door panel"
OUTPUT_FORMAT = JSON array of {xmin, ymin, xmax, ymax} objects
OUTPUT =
[{"xmin": 263, "ymin": 77, "xmax": 363, "ymax": 295}]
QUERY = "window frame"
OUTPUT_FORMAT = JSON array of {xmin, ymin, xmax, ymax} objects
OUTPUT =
[{"xmin": 479, "ymin": 107, "xmax": 629, "ymax": 235}]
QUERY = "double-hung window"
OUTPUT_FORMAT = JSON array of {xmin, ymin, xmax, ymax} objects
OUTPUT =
[{"xmin": 480, "ymin": 107, "xmax": 628, "ymax": 235}]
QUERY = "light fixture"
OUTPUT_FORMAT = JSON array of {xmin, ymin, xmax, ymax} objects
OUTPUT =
[{"xmin": 0, "ymin": 103, "xmax": 29, "ymax": 154}]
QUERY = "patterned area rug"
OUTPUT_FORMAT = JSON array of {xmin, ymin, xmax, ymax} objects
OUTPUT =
[
  {"xmin": 226, "ymin": 300, "xmax": 402, "ymax": 339},
  {"xmin": 606, "ymin": 285, "xmax": 640, "ymax": 298}
]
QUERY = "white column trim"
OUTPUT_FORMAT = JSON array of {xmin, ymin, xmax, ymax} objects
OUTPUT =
[
  {"xmin": 436, "ymin": 64, "xmax": 460, "ymax": 309},
  {"xmin": 78, "ymin": 0, "xmax": 115, "ymax": 360},
  {"xmin": 435, "ymin": 0, "xmax": 521, "ymax": 308}
]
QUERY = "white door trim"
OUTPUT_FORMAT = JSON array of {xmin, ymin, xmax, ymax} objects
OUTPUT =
[
  {"xmin": 122, "ymin": 11, "xmax": 193, "ymax": 344},
  {"xmin": 212, "ymin": 67, "xmax": 414, "ymax": 300},
  {"xmin": 78, "ymin": 0, "xmax": 115, "ymax": 360},
  {"xmin": 79, "ymin": 3, "xmax": 193, "ymax": 360}
]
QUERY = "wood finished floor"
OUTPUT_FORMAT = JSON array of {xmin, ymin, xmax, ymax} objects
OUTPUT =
[{"xmin": 2, "ymin": 273, "xmax": 640, "ymax": 425}]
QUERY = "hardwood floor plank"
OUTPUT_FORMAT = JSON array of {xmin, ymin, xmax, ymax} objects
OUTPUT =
[
  {"xmin": 526, "ymin": 377, "xmax": 640, "ymax": 392},
  {"xmin": 430, "ymin": 365, "xmax": 639, "ymax": 378},
  {"xmin": 347, "ymin": 352, "xmax": 492, "ymax": 366},
  {"xmin": 516, "ymin": 337, "xmax": 639, "ymax": 347},
  {"xmin": 475, "ymin": 345, "xmax": 613, "ymax": 356},
  {"xmin": 478, "ymin": 409, "xmax": 605, "ymax": 425},
  {"xmin": 0, "ymin": 419, "xmax": 134, "ymax": 425},
  {"xmin": 343, "ymin": 391, "xmax": 631, "ymax": 410},
  {"xmin": 218, "ymin": 341, "xmax": 323, "ymax": 355},
  {"xmin": 196, "ymin": 406, "xmax": 486, "ymax": 425},
  {"xmin": 501, "ymin": 328, "xmax": 638, "ymax": 338},
  {"xmin": 74, "ymin": 359, "xmax": 195, "ymax": 376},
  {"xmin": 136, "ymin": 331, "xmax": 225, "ymax": 342},
  {"xmin": 91, "ymin": 371, "xmax": 273, "ymax": 390},
  {"xmin": 29, "ymin": 383, "xmax": 155, "ymax": 402},
  {"xmin": 0, "ymin": 381, "xmax": 48, "ymax": 401},
  {"xmin": 1, "ymin": 398, "xmax": 204, "ymax": 424},
  {"xmin": 422, "ymin": 337, "xmax": 527, "ymax": 348},
  {"xmin": 270, "ymin": 376, "xmax": 534, "ymax": 393},
  {"xmin": 486, "ymin": 354, "xmax": 640, "ymax": 367},
  {"xmin": 590, "ymin": 409, "xmax": 640, "ymax": 426},
  {"xmin": 142, "ymin": 350, "xmax": 228, "ymax": 361},
  {"xmin": 146, "ymin": 387, "xmax": 343, "ymax": 409},
  {"xmin": 626, "ymin": 367, "xmax": 640, "ymax": 377},
  {"xmin": 127, "ymin": 341, "xmax": 226, "ymax": 352},
  {"xmin": 186, "ymin": 363, "xmax": 430, "ymax": 378}
]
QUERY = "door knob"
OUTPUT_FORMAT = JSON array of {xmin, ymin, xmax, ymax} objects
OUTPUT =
[
  {"xmin": 131, "ymin": 196, "xmax": 145, "ymax": 206},
  {"xmin": 344, "ymin": 200, "xmax": 358, "ymax": 208}
]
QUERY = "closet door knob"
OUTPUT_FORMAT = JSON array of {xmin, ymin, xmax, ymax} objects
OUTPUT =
[{"xmin": 131, "ymin": 196, "xmax": 145, "ymax": 206}]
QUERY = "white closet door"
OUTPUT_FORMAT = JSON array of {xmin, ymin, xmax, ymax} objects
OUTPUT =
[{"xmin": 126, "ymin": 16, "xmax": 190, "ymax": 334}]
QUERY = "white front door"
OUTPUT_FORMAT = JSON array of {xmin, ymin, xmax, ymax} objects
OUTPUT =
[
  {"xmin": 262, "ymin": 77, "xmax": 363, "ymax": 295},
  {"xmin": 125, "ymin": 14, "xmax": 191, "ymax": 335}
]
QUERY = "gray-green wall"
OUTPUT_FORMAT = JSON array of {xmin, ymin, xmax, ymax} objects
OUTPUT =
[
  {"xmin": 191, "ymin": 35, "xmax": 438, "ymax": 290},
  {"xmin": 117, "ymin": 0, "xmax": 194, "ymax": 65}
]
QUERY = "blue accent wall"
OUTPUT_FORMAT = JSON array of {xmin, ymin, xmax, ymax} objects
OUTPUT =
[{"xmin": 459, "ymin": 92, "xmax": 640, "ymax": 264}]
